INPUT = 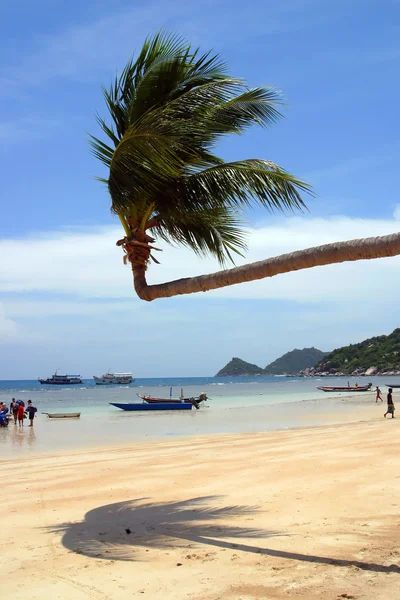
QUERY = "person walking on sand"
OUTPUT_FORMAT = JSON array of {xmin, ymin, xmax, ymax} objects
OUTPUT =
[
  {"xmin": 26, "ymin": 400, "xmax": 37, "ymax": 427},
  {"xmin": 17, "ymin": 402, "xmax": 25, "ymax": 427},
  {"xmin": 375, "ymin": 386, "xmax": 383, "ymax": 402},
  {"xmin": 384, "ymin": 388, "xmax": 395, "ymax": 418}
]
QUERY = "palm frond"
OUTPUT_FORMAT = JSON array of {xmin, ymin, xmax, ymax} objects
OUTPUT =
[
  {"xmin": 208, "ymin": 87, "xmax": 284, "ymax": 132},
  {"xmin": 131, "ymin": 31, "xmax": 188, "ymax": 90},
  {"xmin": 155, "ymin": 207, "xmax": 247, "ymax": 265},
  {"xmin": 95, "ymin": 113, "xmax": 119, "ymax": 147},
  {"xmin": 179, "ymin": 160, "xmax": 312, "ymax": 213},
  {"xmin": 88, "ymin": 135, "xmax": 115, "ymax": 167},
  {"xmin": 108, "ymin": 132, "xmax": 185, "ymax": 213}
]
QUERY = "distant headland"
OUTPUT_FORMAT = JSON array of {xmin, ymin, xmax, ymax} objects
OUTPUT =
[
  {"xmin": 216, "ymin": 328, "xmax": 400, "ymax": 377},
  {"xmin": 216, "ymin": 348, "xmax": 325, "ymax": 377}
]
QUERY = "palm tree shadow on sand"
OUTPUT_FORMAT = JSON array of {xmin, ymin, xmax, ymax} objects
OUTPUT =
[
  {"xmin": 49, "ymin": 496, "xmax": 279, "ymax": 561},
  {"xmin": 48, "ymin": 496, "xmax": 400, "ymax": 573}
]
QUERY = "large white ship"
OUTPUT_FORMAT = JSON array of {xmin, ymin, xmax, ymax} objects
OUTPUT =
[{"xmin": 93, "ymin": 372, "xmax": 134, "ymax": 385}]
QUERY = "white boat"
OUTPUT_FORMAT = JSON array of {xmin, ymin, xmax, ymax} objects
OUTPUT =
[
  {"xmin": 42, "ymin": 412, "xmax": 81, "ymax": 419},
  {"xmin": 93, "ymin": 372, "xmax": 134, "ymax": 385}
]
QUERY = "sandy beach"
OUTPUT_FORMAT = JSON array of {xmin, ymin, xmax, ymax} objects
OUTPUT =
[{"xmin": 2, "ymin": 416, "xmax": 399, "ymax": 599}]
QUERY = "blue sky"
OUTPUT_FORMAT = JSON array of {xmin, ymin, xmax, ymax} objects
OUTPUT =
[{"xmin": 1, "ymin": 0, "xmax": 400, "ymax": 378}]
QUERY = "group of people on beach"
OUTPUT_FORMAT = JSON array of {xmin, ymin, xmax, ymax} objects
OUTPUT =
[
  {"xmin": 0, "ymin": 398, "xmax": 37, "ymax": 427},
  {"xmin": 376, "ymin": 386, "xmax": 395, "ymax": 418}
]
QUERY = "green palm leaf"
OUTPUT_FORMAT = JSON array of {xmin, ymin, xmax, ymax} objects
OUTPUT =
[
  {"xmin": 155, "ymin": 207, "xmax": 247, "ymax": 265},
  {"xmin": 180, "ymin": 160, "xmax": 311, "ymax": 213}
]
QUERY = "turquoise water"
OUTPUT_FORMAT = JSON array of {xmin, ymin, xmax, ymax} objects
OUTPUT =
[{"xmin": 0, "ymin": 376, "xmax": 394, "ymax": 455}]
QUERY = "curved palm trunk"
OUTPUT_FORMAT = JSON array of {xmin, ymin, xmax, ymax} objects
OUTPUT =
[{"xmin": 131, "ymin": 232, "xmax": 400, "ymax": 301}]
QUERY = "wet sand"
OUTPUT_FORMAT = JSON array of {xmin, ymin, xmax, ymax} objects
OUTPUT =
[{"xmin": 1, "ymin": 415, "xmax": 399, "ymax": 599}]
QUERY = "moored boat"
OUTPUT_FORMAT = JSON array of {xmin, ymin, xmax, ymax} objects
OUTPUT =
[
  {"xmin": 93, "ymin": 372, "xmax": 134, "ymax": 385},
  {"xmin": 109, "ymin": 402, "xmax": 192, "ymax": 411},
  {"xmin": 138, "ymin": 391, "xmax": 207, "ymax": 409},
  {"xmin": 38, "ymin": 370, "xmax": 82, "ymax": 385},
  {"xmin": 385, "ymin": 383, "xmax": 400, "ymax": 388},
  {"xmin": 42, "ymin": 412, "xmax": 81, "ymax": 418},
  {"xmin": 317, "ymin": 383, "xmax": 372, "ymax": 392}
]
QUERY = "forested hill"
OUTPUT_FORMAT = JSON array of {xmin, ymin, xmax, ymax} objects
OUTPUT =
[
  {"xmin": 264, "ymin": 347, "xmax": 326, "ymax": 375},
  {"xmin": 215, "ymin": 357, "xmax": 264, "ymax": 376},
  {"xmin": 216, "ymin": 348, "xmax": 325, "ymax": 376},
  {"xmin": 314, "ymin": 328, "xmax": 400, "ymax": 374},
  {"xmin": 216, "ymin": 330, "xmax": 400, "ymax": 377}
]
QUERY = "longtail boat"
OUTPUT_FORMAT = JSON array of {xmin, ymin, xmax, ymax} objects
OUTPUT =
[
  {"xmin": 138, "ymin": 391, "xmax": 207, "ymax": 409},
  {"xmin": 109, "ymin": 402, "xmax": 192, "ymax": 411},
  {"xmin": 385, "ymin": 383, "xmax": 400, "ymax": 388},
  {"xmin": 316, "ymin": 383, "xmax": 372, "ymax": 392}
]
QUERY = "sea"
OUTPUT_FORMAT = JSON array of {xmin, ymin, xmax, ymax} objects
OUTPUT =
[{"xmin": 0, "ymin": 375, "xmax": 395, "ymax": 456}]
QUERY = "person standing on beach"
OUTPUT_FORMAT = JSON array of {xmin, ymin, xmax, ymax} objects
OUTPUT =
[
  {"xmin": 375, "ymin": 386, "xmax": 383, "ymax": 402},
  {"xmin": 26, "ymin": 400, "xmax": 37, "ymax": 427},
  {"xmin": 10, "ymin": 398, "xmax": 18, "ymax": 424},
  {"xmin": 17, "ymin": 402, "xmax": 25, "ymax": 427},
  {"xmin": 384, "ymin": 388, "xmax": 395, "ymax": 418}
]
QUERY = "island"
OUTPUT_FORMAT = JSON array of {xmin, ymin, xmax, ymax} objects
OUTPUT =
[
  {"xmin": 216, "ymin": 348, "xmax": 325, "ymax": 377},
  {"xmin": 216, "ymin": 357, "xmax": 265, "ymax": 377}
]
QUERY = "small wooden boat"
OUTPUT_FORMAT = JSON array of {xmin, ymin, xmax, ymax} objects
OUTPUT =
[
  {"xmin": 42, "ymin": 412, "xmax": 81, "ymax": 419},
  {"xmin": 138, "ymin": 392, "xmax": 207, "ymax": 409},
  {"xmin": 109, "ymin": 402, "xmax": 192, "ymax": 411},
  {"xmin": 317, "ymin": 383, "xmax": 372, "ymax": 392},
  {"xmin": 385, "ymin": 384, "xmax": 400, "ymax": 388}
]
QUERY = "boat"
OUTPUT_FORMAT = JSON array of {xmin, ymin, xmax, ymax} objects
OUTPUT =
[
  {"xmin": 138, "ymin": 391, "xmax": 207, "ymax": 409},
  {"xmin": 109, "ymin": 402, "xmax": 192, "ymax": 411},
  {"xmin": 38, "ymin": 370, "xmax": 82, "ymax": 385},
  {"xmin": 385, "ymin": 384, "xmax": 400, "ymax": 388},
  {"xmin": 317, "ymin": 383, "xmax": 372, "ymax": 392},
  {"xmin": 42, "ymin": 412, "xmax": 81, "ymax": 419},
  {"xmin": 93, "ymin": 372, "xmax": 134, "ymax": 385}
]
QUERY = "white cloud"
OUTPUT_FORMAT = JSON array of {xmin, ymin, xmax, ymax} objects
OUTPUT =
[
  {"xmin": 0, "ymin": 304, "xmax": 18, "ymax": 339},
  {"xmin": 1, "ymin": 216, "xmax": 400, "ymax": 306},
  {"xmin": 394, "ymin": 204, "xmax": 400, "ymax": 221},
  {"xmin": 1, "ymin": 214, "xmax": 400, "ymax": 377},
  {"xmin": 1, "ymin": 0, "xmax": 352, "ymax": 89},
  {"xmin": 1, "ymin": 1, "xmax": 208, "ymax": 87}
]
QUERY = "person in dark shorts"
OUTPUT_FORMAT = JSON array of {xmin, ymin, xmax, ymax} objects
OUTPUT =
[
  {"xmin": 384, "ymin": 388, "xmax": 395, "ymax": 418},
  {"xmin": 26, "ymin": 400, "xmax": 37, "ymax": 427},
  {"xmin": 10, "ymin": 398, "xmax": 18, "ymax": 424}
]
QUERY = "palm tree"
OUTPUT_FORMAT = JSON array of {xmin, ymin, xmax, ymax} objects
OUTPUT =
[{"xmin": 90, "ymin": 32, "xmax": 400, "ymax": 302}]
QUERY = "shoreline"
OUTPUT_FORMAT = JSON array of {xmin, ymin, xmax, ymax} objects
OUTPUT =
[{"xmin": 0, "ymin": 398, "xmax": 385, "ymax": 461}]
